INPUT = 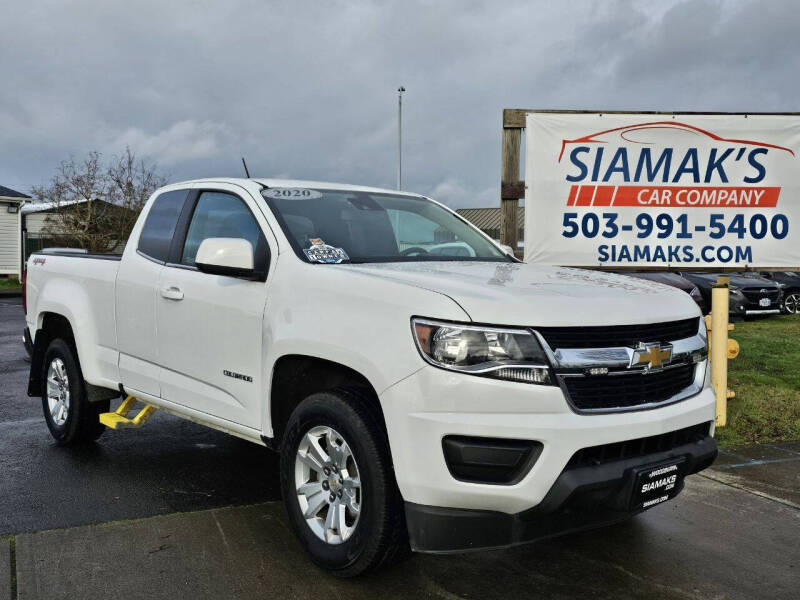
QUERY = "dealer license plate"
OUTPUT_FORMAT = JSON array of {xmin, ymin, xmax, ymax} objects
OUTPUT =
[
  {"xmin": 630, "ymin": 458, "xmax": 686, "ymax": 511},
  {"xmin": 759, "ymin": 298, "xmax": 771, "ymax": 307}
]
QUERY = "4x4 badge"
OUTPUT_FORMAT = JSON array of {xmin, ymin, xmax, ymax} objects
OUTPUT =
[{"xmin": 630, "ymin": 343, "xmax": 673, "ymax": 372}]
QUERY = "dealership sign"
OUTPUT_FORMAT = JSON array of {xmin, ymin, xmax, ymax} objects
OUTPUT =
[{"xmin": 524, "ymin": 112, "xmax": 800, "ymax": 268}]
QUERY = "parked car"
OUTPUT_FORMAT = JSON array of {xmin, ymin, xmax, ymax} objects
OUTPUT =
[
  {"xmin": 758, "ymin": 272, "xmax": 800, "ymax": 314},
  {"xmin": 679, "ymin": 272, "xmax": 782, "ymax": 318},
  {"xmin": 612, "ymin": 271, "xmax": 705, "ymax": 312},
  {"xmin": 24, "ymin": 178, "xmax": 716, "ymax": 576}
]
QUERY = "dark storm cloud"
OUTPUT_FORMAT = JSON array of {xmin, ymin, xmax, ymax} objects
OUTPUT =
[{"xmin": 1, "ymin": 0, "xmax": 798, "ymax": 207}]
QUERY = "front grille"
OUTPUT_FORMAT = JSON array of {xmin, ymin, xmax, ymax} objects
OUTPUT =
[
  {"xmin": 565, "ymin": 422, "xmax": 711, "ymax": 470},
  {"xmin": 562, "ymin": 363, "xmax": 696, "ymax": 411},
  {"xmin": 741, "ymin": 287, "xmax": 779, "ymax": 301},
  {"xmin": 536, "ymin": 318, "xmax": 699, "ymax": 350}
]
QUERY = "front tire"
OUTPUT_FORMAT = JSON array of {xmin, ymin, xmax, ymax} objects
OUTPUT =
[
  {"xmin": 41, "ymin": 338, "xmax": 109, "ymax": 445},
  {"xmin": 279, "ymin": 388, "xmax": 408, "ymax": 577}
]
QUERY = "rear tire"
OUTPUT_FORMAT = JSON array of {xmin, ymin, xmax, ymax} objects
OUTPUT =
[
  {"xmin": 41, "ymin": 338, "xmax": 109, "ymax": 445},
  {"xmin": 279, "ymin": 388, "xmax": 409, "ymax": 577}
]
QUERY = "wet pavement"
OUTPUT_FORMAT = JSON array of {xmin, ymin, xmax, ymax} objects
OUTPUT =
[
  {"xmin": 2, "ymin": 297, "xmax": 799, "ymax": 599},
  {"xmin": 0, "ymin": 297, "xmax": 282, "ymax": 537},
  {"xmin": 13, "ymin": 477, "xmax": 800, "ymax": 600},
  {"xmin": 711, "ymin": 443, "xmax": 800, "ymax": 507}
]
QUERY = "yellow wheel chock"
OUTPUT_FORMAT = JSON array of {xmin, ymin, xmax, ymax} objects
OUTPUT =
[{"xmin": 99, "ymin": 395, "xmax": 157, "ymax": 429}]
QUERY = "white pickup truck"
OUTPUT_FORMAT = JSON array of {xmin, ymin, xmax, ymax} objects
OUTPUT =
[{"xmin": 23, "ymin": 178, "xmax": 717, "ymax": 576}]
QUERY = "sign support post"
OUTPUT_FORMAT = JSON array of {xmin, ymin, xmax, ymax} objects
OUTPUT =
[{"xmin": 500, "ymin": 126, "xmax": 522, "ymax": 253}]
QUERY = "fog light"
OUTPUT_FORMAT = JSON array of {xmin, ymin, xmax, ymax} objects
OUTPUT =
[{"xmin": 442, "ymin": 436, "xmax": 543, "ymax": 484}]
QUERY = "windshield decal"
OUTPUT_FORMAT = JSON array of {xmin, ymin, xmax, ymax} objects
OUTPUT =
[
  {"xmin": 263, "ymin": 188, "xmax": 323, "ymax": 200},
  {"xmin": 304, "ymin": 238, "xmax": 350, "ymax": 263}
]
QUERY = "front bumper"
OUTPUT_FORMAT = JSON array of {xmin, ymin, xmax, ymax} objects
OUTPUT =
[
  {"xmin": 379, "ymin": 364, "xmax": 717, "ymax": 550},
  {"xmin": 732, "ymin": 293, "xmax": 781, "ymax": 316},
  {"xmin": 405, "ymin": 434, "xmax": 717, "ymax": 553}
]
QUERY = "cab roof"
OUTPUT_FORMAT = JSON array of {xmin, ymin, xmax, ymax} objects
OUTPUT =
[{"xmin": 175, "ymin": 177, "xmax": 424, "ymax": 198}]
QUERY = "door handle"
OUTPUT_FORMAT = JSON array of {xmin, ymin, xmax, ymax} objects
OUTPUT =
[{"xmin": 160, "ymin": 286, "xmax": 184, "ymax": 301}]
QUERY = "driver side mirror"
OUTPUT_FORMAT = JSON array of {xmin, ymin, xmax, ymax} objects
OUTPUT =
[
  {"xmin": 196, "ymin": 238, "xmax": 263, "ymax": 280},
  {"xmin": 499, "ymin": 244, "xmax": 515, "ymax": 257}
]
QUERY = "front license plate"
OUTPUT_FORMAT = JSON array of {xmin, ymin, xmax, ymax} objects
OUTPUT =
[
  {"xmin": 630, "ymin": 458, "xmax": 686, "ymax": 511},
  {"xmin": 759, "ymin": 298, "xmax": 771, "ymax": 307}
]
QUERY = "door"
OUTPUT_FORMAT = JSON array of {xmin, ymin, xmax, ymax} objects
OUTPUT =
[
  {"xmin": 156, "ymin": 188, "xmax": 270, "ymax": 427},
  {"xmin": 116, "ymin": 188, "xmax": 190, "ymax": 397}
]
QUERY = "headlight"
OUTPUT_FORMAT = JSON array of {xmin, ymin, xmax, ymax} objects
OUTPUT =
[
  {"xmin": 411, "ymin": 318, "xmax": 552, "ymax": 384},
  {"xmin": 697, "ymin": 317, "xmax": 709, "ymax": 356}
]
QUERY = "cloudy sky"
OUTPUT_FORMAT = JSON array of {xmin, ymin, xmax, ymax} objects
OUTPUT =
[{"xmin": 1, "ymin": 0, "xmax": 798, "ymax": 208}]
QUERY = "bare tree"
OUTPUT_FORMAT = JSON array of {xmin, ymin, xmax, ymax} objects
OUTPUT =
[
  {"xmin": 106, "ymin": 148, "xmax": 167, "ymax": 246},
  {"xmin": 31, "ymin": 149, "xmax": 166, "ymax": 253}
]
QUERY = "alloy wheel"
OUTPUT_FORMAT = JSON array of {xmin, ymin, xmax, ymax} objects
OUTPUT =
[
  {"xmin": 294, "ymin": 425, "xmax": 362, "ymax": 544},
  {"xmin": 46, "ymin": 358, "xmax": 70, "ymax": 426},
  {"xmin": 785, "ymin": 292, "xmax": 800, "ymax": 314}
]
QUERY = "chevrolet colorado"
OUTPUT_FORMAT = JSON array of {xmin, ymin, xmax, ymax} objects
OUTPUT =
[{"xmin": 24, "ymin": 178, "xmax": 717, "ymax": 576}]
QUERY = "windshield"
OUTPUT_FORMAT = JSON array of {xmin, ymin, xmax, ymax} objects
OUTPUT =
[{"xmin": 262, "ymin": 188, "xmax": 511, "ymax": 264}]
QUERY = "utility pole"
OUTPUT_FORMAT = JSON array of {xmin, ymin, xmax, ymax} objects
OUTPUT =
[{"xmin": 397, "ymin": 86, "xmax": 405, "ymax": 190}]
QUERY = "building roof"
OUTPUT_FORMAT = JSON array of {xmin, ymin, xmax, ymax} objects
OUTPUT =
[
  {"xmin": 22, "ymin": 198, "xmax": 137, "ymax": 215},
  {"xmin": 0, "ymin": 184, "xmax": 31, "ymax": 200},
  {"xmin": 456, "ymin": 207, "xmax": 525, "ymax": 232},
  {"xmin": 21, "ymin": 198, "xmax": 87, "ymax": 214}
]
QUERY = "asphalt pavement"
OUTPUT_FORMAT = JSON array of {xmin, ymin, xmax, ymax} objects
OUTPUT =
[
  {"xmin": 1, "ymin": 297, "xmax": 799, "ymax": 599},
  {"xmin": 0, "ymin": 297, "xmax": 282, "ymax": 537}
]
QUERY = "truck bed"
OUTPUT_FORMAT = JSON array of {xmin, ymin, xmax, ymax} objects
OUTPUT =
[{"xmin": 26, "ymin": 249, "xmax": 123, "ymax": 392}]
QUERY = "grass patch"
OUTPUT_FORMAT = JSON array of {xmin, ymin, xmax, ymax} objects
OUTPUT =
[
  {"xmin": 716, "ymin": 315, "xmax": 800, "ymax": 447},
  {"xmin": 0, "ymin": 276, "xmax": 21, "ymax": 290}
]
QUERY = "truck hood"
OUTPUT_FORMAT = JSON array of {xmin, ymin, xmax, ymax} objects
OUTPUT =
[{"xmin": 342, "ymin": 262, "xmax": 700, "ymax": 327}]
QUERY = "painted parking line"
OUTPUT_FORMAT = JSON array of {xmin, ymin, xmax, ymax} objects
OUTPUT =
[
  {"xmin": 717, "ymin": 449, "xmax": 754, "ymax": 463},
  {"xmin": 712, "ymin": 456, "xmax": 800, "ymax": 469},
  {"xmin": 716, "ymin": 446, "xmax": 800, "ymax": 469},
  {"xmin": 765, "ymin": 444, "xmax": 800, "ymax": 457}
]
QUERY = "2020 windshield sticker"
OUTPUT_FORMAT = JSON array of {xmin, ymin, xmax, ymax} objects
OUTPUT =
[
  {"xmin": 304, "ymin": 238, "xmax": 350, "ymax": 263},
  {"xmin": 263, "ymin": 188, "xmax": 323, "ymax": 200}
]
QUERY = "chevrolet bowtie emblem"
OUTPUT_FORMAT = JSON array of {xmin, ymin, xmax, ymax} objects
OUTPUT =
[{"xmin": 630, "ymin": 342, "xmax": 673, "ymax": 372}]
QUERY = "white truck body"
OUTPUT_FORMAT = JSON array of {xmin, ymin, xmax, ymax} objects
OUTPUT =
[{"xmin": 24, "ymin": 178, "xmax": 716, "ymax": 570}]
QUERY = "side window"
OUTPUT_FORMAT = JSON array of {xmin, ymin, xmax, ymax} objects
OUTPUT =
[
  {"xmin": 138, "ymin": 189, "xmax": 189, "ymax": 262},
  {"xmin": 181, "ymin": 192, "xmax": 264, "ymax": 267}
]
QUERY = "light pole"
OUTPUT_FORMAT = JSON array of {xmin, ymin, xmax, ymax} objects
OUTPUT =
[{"xmin": 397, "ymin": 86, "xmax": 405, "ymax": 190}]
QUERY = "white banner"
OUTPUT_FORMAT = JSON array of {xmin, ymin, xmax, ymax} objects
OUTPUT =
[{"xmin": 524, "ymin": 112, "xmax": 800, "ymax": 268}]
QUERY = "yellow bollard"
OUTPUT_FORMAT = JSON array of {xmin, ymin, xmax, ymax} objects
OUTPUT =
[
  {"xmin": 704, "ymin": 316, "xmax": 738, "ymax": 359},
  {"xmin": 710, "ymin": 276, "xmax": 730, "ymax": 427}
]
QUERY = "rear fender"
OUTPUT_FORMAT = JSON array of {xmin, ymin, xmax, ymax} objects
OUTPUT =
[{"xmin": 30, "ymin": 275, "xmax": 115, "ymax": 392}]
